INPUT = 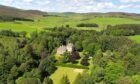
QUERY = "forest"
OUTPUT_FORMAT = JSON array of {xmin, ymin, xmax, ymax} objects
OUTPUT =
[{"xmin": 0, "ymin": 23, "xmax": 140, "ymax": 84}]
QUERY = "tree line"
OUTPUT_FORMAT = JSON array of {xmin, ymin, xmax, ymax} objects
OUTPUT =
[
  {"xmin": 103, "ymin": 24, "xmax": 140, "ymax": 36},
  {"xmin": 77, "ymin": 23, "xmax": 99, "ymax": 27},
  {"xmin": 0, "ymin": 16, "xmax": 34, "ymax": 22}
]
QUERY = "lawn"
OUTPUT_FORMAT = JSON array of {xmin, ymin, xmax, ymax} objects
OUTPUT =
[
  {"xmin": 128, "ymin": 35, "xmax": 140, "ymax": 43},
  {"xmin": 50, "ymin": 67, "xmax": 84, "ymax": 84}
]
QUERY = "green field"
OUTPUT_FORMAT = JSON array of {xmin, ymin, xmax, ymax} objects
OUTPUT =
[
  {"xmin": 50, "ymin": 67, "xmax": 84, "ymax": 84},
  {"xmin": 129, "ymin": 35, "xmax": 140, "ymax": 43},
  {"xmin": 1, "ymin": 14, "xmax": 140, "ymax": 33}
]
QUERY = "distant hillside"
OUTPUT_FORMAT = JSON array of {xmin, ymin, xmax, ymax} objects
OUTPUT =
[
  {"xmin": 0, "ymin": 5, "xmax": 47, "ymax": 18},
  {"xmin": 53, "ymin": 12, "xmax": 140, "ymax": 20},
  {"xmin": 87, "ymin": 12, "xmax": 140, "ymax": 20},
  {"xmin": 0, "ymin": 4, "xmax": 139, "ymax": 20}
]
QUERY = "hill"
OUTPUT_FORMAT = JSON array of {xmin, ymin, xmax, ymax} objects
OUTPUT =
[
  {"xmin": 0, "ymin": 5, "xmax": 47, "ymax": 18},
  {"xmin": 53, "ymin": 12, "xmax": 140, "ymax": 20},
  {"xmin": 0, "ymin": 4, "xmax": 139, "ymax": 20}
]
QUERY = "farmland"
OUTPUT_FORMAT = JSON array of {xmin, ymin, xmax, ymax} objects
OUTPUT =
[{"xmin": 0, "ymin": 14, "xmax": 140, "ymax": 33}]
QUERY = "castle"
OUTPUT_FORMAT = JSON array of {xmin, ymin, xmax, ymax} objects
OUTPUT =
[{"xmin": 56, "ymin": 43, "xmax": 74, "ymax": 55}]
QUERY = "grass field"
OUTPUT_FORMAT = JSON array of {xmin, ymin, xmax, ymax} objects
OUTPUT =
[
  {"xmin": 50, "ymin": 67, "xmax": 84, "ymax": 84},
  {"xmin": 0, "ymin": 14, "xmax": 140, "ymax": 33},
  {"xmin": 0, "ymin": 22, "xmax": 38, "ymax": 32},
  {"xmin": 129, "ymin": 35, "xmax": 140, "ymax": 43},
  {"xmin": 37, "ymin": 15, "xmax": 140, "ymax": 30}
]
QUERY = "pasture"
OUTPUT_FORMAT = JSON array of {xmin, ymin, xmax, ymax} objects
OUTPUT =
[{"xmin": 0, "ymin": 14, "xmax": 140, "ymax": 33}]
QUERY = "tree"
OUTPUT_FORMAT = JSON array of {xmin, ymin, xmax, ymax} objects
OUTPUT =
[
  {"xmin": 0, "ymin": 30, "xmax": 19, "ymax": 37},
  {"xmin": 40, "ymin": 48, "xmax": 48, "ymax": 59},
  {"xmin": 39, "ymin": 57, "xmax": 56, "ymax": 76},
  {"xmin": 73, "ymin": 74, "xmax": 83, "ymax": 84},
  {"xmin": 85, "ymin": 43, "xmax": 99, "ymax": 55},
  {"xmin": 65, "ymin": 25, "xmax": 70, "ymax": 28},
  {"xmin": 74, "ymin": 73, "xmax": 93, "ymax": 84},
  {"xmin": 80, "ymin": 55, "xmax": 89, "ymax": 66},
  {"xmin": 77, "ymin": 23, "xmax": 98, "ymax": 27},
  {"xmin": 16, "ymin": 77, "xmax": 41, "ymax": 84},
  {"xmin": 60, "ymin": 52, "xmax": 71, "ymax": 63},
  {"xmin": 20, "ymin": 31, "xmax": 27, "ymax": 37},
  {"xmin": 116, "ymin": 76, "xmax": 132, "ymax": 84},
  {"xmin": 121, "ymin": 52, "xmax": 140, "ymax": 75},
  {"xmin": 70, "ymin": 51, "xmax": 80, "ymax": 63},
  {"xmin": 60, "ymin": 75, "xmax": 70, "ymax": 84},
  {"xmin": 22, "ymin": 68, "xmax": 41, "ymax": 79},
  {"xmin": 30, "ymin": 31, "xmax": 38, "ymax": 41},
  {"xmin": 75, "ymin": 41, "xmax": 83, "ymax": 51},
  {"xmin": 106, "ymin": 24, "xmax": 140, "ymax": 35},
  {"xmin": 132, "ymin": 75, "xmax": 140, "ymax": 84},
  {"xmin": 90, "ymin": 65, "xmax": 104, "ymax": 83},
  {"xmin": 104, "ymin": 62, "xmax": 125, "ymax": 84},
  {"xmin": 26, "ymin": 44, "xmax": 34, "ymax": 55},
  {"xmin": 93, "ymin": 50, "xmax": 103, "ymax": 65},
  {"xmin": 7, "ymin": 65, "xmax": 19, "ymax": 84},
  {"xmin": 43, "ymin": 77, "xmax": 53, "ymax": 84}
]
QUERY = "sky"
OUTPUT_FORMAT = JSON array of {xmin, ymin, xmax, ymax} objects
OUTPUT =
[{"xmin": 0, "ymin": 0, "xmax": 140, "ymax": 13}]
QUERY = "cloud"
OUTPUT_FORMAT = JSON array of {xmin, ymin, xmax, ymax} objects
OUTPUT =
[
  {"xmin": 44, "ymin": 0, "xmax": 116, "ymax": 12},
  {"xmin": 0, "ymin": 0, "xmax": 139, "ymax": 13},
  {"xmin": 118, "ymin": 4, "xmax": 140, "ymax": 9},
  {"xmin": 35, "ymin": 0, "xmax": 50, "ymax": 5},
  {"xmin": 120, "ymin": 0, "xmax": 140, "ymax": 3},
  {"xmin": 23, "ymin": 0, "xmax": 33, "ymax": 3},
  {"xmin": 119, "ymin": 4, "xmax": 133, "ymax": 9}
]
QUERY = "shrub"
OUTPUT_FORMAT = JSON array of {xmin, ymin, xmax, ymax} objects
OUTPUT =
[
  {"xmin": 60, "ymin": 75, "xmax": 70, "ymax": 84},
  {"xmin": 0, "ymin": 30, "xmax": 19, "ymax": 37},
  {"xmin": 77, "ymin": 23, "xmax": 99, "ymax": 27},
  {"xmin": 55, "ymin": 63, "xmax": 89, "ymax": 69},
  {"xmin": 80, "ymin": 55, "xmax": 89, "ymax": 66},
  {"xmin": 69, "ymin": 51, "xmax": 81, "ymax": 63}
]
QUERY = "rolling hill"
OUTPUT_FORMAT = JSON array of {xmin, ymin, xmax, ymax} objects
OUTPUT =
[
  {"xmin": 0, "ymin": 4, "xmax": 140, "ymax": 19},
  {"xmin": 0, "ymin": 5, "xmax": 47, "ymax": 18}
]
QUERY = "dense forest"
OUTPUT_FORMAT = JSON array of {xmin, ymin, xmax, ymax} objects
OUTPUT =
[{"xmin": 0, "ymin": 24, "xmax": 140, "ymax": 84}]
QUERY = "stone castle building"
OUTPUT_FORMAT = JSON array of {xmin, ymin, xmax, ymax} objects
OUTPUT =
[{"xmin": 56, "ymin": 43, "xmax": 74, "ymax": 55}]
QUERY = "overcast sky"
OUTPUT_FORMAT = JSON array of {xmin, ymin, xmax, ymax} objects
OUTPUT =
[{"xmin": 0, "ymin": 0, "xmax": 140, "ymax": 13}]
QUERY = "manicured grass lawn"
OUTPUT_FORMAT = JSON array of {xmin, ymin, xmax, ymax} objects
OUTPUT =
[
  {"xmin": 129, "ymin": 35, "xmax": 140, "ymax": 43},
  {"xmin": 50, "ymin": 67, "xmax": 84, "ymax": 84}
]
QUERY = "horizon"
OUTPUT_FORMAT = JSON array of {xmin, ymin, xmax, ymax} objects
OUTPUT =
[{"xmin": 0, "ymin": 0, "xmax": 140, "ymax": 13}]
